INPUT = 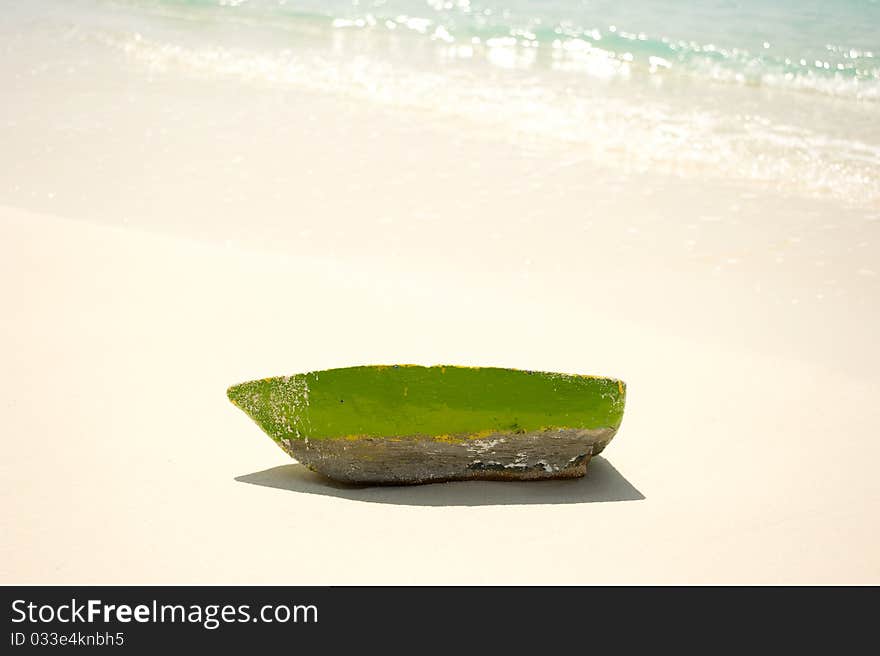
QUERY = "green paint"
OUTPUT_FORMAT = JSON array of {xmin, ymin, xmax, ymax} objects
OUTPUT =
[{"xmin": 227, "ymin": 365, "xmax": 626, "ymax": 445}]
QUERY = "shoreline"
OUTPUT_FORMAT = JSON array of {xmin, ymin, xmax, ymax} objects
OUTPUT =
[{"xmin": 2, "ymin": 0, "xmax": 878, "ymax": 584}]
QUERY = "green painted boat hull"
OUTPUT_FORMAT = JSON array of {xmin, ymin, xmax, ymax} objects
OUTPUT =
[{"xmin": 228, "ymin": 365, "xmax": 626, "ymax": 485}]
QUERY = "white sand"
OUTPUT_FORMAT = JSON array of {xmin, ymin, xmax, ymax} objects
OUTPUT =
[
  {"xmin": 1, "ymin": 201, "xmax": 878, "ymax": 584},
  {"xmin": 2, "ymin": 9, "xmax": 879, "ymax": 582}
]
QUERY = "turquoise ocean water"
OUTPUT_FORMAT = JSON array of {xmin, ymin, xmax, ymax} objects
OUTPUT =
[{"xmin": 4, "ymin": 0, "xmax": 880, "ymax": 205}]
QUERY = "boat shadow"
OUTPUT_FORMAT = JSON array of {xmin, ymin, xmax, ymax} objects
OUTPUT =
[{"xmin": 234, "ymin": 456, "xmax": 644, "ymax": 506}]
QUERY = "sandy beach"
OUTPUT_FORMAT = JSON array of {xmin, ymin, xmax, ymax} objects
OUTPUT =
[
  {"xmin": 2, "ymin": 196, "xmax": 878, "ymax": 583},
  {"xmin": 1, "ymin": 0, "xmax": 879, "ymax": 584}
]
